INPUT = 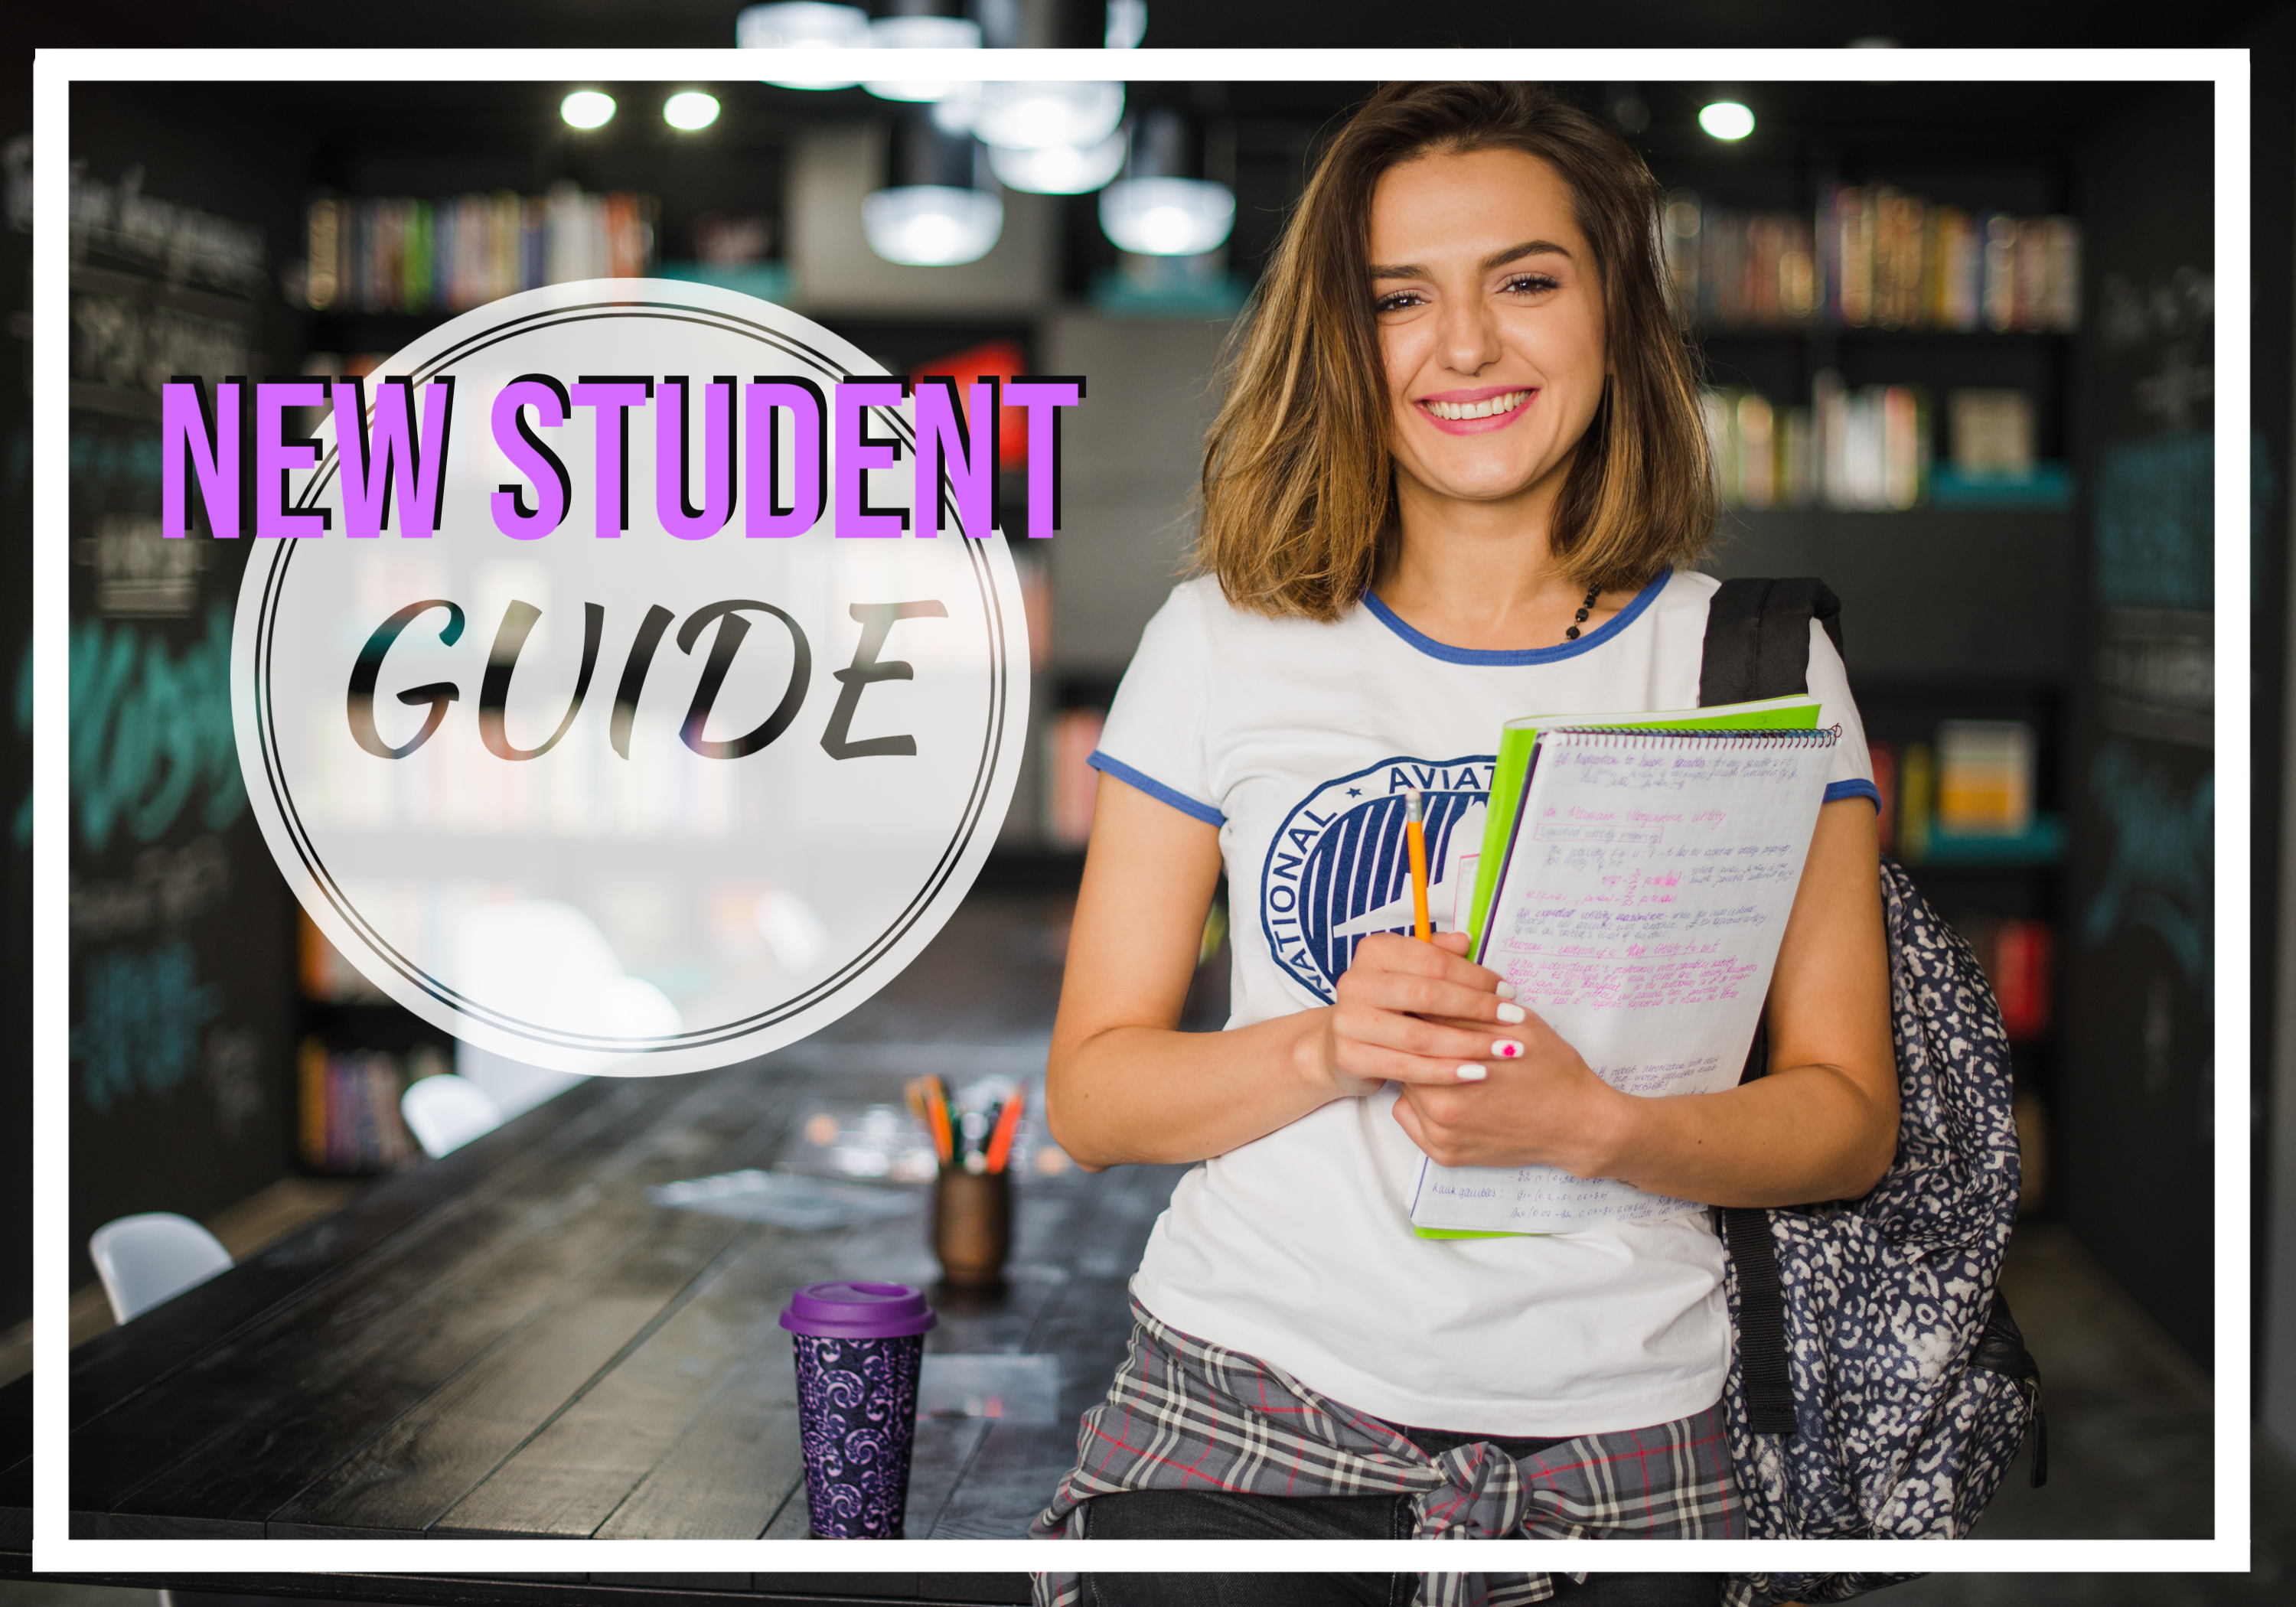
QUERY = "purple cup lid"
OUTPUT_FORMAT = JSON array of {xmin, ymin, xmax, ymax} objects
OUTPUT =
[{"xmin": 779, "ymin": 1280, "xmax": 938, "ymax": 1339}]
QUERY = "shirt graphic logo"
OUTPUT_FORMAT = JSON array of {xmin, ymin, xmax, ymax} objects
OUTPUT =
[{"xmin": 1260, "ymin": 755, "xmax": 1492, "ymax": 1002}]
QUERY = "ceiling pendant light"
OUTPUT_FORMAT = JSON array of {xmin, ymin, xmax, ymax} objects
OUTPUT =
[
  {"xmin": 1100, "ymin": 177, "xmax": 1233, "ymax": 256},
  {"xmin": 863, "ymin": 14, "xmax": 982, "ymax": 103},
  {"xmin": 987, "ymin": 127, "xmax": 1127, "ymax": 195},
  {"xmin": 863, "ymin": 187, "xmax": 1003, "ymax": 266},
  {"xmin": 863, "ymin": 108, "xmax": 1003, "ymax": 266},
  {"xmin": 969, "ymin": 80, "xmax": 1124, "ymax": 151},
  {"xmin": 736, "ymin": 2, "xmax": 870, "ymax": 91},
  {"xmin": 1098, "ymin": 107, "xmax": 1234, "ymax": 256}
]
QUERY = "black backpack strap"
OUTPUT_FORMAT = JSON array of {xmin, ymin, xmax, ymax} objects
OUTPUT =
[
  {"xmin": 1703, "ymin": 575, "xmax": 1839, "ymax": 1438},
  {"xmin": 1698, "ymin": 576, "xmax": 1844, "ymax": 706},
  {"xmin": 1723, "ymin": 1206, "xmax": 1800, "ymax": 1435}
]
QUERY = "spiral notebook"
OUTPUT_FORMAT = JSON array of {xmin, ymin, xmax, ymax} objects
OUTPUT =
[{"xmin": 1407, "ymin": 723, "xmax": 1841, "ymax": 1237}]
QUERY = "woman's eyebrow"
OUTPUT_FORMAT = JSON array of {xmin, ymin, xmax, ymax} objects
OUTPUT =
[
  {"xmin": 1367, "ymin": 240, "xmax": 1573, "ymax": 279},
  {"xmin": 1482, "ymin": 239, "xmax": 1571, "ymax": 271}
]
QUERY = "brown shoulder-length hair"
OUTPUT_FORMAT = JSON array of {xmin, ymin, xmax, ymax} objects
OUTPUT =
[{"xmin": 1195, "ymin": 81, "xmax": 1713, "ymax": 621}]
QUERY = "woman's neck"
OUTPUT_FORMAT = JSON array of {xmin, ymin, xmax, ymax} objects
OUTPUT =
[{"xmin": 1376, "ymin": 471, "xmax": 1622, "ymax": 650}]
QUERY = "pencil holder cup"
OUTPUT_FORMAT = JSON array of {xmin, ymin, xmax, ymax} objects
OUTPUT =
[{"xmin": 931, "ymin": 1165, "xmax": 1011, "ymax": 1289}]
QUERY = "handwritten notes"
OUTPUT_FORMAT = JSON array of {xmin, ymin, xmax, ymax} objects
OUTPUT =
[{"xmin": 1409, "ymin": 728, "xmax": 1838, "ymax": 1235}]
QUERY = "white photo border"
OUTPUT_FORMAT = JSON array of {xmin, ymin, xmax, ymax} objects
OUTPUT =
[{"xmin": 32, "ymin": 41, "xmax": 2252, "ymax": 1578}]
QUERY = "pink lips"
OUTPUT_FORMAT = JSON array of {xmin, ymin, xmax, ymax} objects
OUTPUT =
[{"xmin": 1414, "ymin": 385, "xmax": 1537, "ymax": 436}]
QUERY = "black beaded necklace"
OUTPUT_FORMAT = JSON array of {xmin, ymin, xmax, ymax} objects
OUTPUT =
[{"xmin": 1563, "ymin": 582, "xmax": 1603, "ymax": 641}]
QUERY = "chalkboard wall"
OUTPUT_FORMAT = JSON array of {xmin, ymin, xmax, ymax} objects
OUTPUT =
[
  {"xmin": 62, "ymin": 96, "xmax": 318, "ymax": 1286},
  {"xmin": 2, "ymin": 130, "xmax": 28, "ymax": 1334},
  {"xmin": 2056, "ymin": 83, "xmax": 2217, "ymax": 1371}
]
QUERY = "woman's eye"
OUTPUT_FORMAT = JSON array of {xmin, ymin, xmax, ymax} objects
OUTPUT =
[
  {"xmin": 1503, "ymin": 273, "xmax": 1562, "ymax": 295},
  {"xmin": 1373, "ymin": 290, "xmax": 1425, "ymax": 313}
]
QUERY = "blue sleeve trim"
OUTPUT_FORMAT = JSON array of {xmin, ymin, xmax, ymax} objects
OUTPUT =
[
  {"xmin": 1088, "ymin": 751, "xmax": 1225, "ymax": 826},
  {"xmin": 1825, "ymin": 777, "xmax": 1883, "ymax": 811}
]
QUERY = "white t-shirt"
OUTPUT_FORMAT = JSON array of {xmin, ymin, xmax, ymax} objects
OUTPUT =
[{"xmin": 1088, "ymin": 566, "xmax": 1877, "ymax": 1437}]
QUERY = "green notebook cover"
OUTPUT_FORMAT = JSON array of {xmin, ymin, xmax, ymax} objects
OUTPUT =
[{"xmin": 1462, "ymin": 695, "xmax": 1821, "ymax": 948}]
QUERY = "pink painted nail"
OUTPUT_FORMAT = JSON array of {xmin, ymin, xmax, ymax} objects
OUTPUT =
[
  {"xmin": 1456, "ymin": 1064, "xmax": 1489, "ymax": 1082},
  {"xmin": 1492, "ymin": 1040, "xmax": 1523, "ymax": 1059}
]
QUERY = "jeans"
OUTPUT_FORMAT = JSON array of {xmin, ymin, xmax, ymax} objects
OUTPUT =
[{"xmin": 1076, "ymin": 1426, "xmax": 1723, "ymax": 1607}]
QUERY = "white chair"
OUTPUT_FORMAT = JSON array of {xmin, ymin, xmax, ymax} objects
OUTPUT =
[
  {"xmin": 88, "ymin": 1213, "xmax": 233, "ymax": 1325},
  {"xmin": 451, "ymin": 900, "xmax": 671, "ymax": 1114},
  {"xmin": 401, "ymin": 1074, "xmax": 504, "ymax": 1158}
]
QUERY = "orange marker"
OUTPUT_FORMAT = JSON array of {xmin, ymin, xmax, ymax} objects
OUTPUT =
[
  {"xmin": 984, "ymin": 1089, "xmax": 1026, "ymax": 1174},
  {"xmin": 1403, "ymin": 787, "xmax": 1432, "ymax": 942},
  {"xmin": 923, "ymin": 1075, "xmax": 955, "ymax": 1164}
]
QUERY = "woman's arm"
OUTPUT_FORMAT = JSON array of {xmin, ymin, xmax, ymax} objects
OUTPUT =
[
  {"xmin": 1046, "ymin": 774, "xmax": 1526, "ymax": 1169},
  {"xmin": 1390, "ymin": 798, "xmax": 1900, "ymax": 1207}
]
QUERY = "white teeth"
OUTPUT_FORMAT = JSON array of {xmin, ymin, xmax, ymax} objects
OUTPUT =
[{"xmin": 1427, "ymin": 390, "xmax": 1529, "ymax": 421}]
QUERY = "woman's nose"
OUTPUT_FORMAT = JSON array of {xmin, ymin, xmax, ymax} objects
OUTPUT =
[{"xmin": 1437, "ymin": 295, "xmax": 1501, "ymax": 376}]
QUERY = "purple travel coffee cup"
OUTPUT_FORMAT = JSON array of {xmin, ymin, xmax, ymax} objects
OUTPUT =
[{"xmin": 780, "ymin": 1280, "xmax": 937, "ymax": 1538}]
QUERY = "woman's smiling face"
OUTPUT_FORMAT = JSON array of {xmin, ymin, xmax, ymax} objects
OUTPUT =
[{"xmin": 1369, "ymin": 145, "xmax": 1609, "ymax": 515}]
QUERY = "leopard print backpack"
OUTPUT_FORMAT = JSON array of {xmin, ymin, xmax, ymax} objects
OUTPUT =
[{"xmin": 1699, "ymin": 579, "xmax": 2046, "ymax": 1607}]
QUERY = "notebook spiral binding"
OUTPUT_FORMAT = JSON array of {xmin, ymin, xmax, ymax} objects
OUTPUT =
[{"xmin": 1547, "ymin": 724, "xmax": 1844, "ymax": 749}]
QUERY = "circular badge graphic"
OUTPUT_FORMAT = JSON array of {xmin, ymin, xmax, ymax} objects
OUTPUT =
[
  {"xmin": 232, "ymin": 281, "xmax": 1028, "ymax": 1076},
  {"xmin": 1260, "ymin": 755, "xmax": 1490, "ymax": 1002}
]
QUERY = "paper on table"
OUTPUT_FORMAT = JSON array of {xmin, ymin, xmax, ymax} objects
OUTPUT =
[
  {"xmin": 1410, "ymin": 725, "xmax": 1839, "ymax": 1235},
  {"xmin": 915, "ymin": 1353, "xmax": 1062, "ymax": 1423}
]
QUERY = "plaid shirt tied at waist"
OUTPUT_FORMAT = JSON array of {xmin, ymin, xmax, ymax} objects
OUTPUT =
[{"xmin": 1030, "ymin": 1299, "xmax": 1742, "ymax": 1607}]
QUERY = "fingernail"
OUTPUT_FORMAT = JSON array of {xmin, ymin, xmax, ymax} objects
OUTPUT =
[
  {"xmin": 1456, "ymin": 1064, "xmax": 1489, "ymax": 1082},
  {"xmin": 1492, "ymin": 1040, "xmax": 1523, "ymax": 1059},
  {"xmin": 1495, "ymin": 1002, "xmax": 1527, "ymax": 1024},
  {"xmin": 1495, "ymin": 981, "xmax": 1518, "ymax": 1000}
]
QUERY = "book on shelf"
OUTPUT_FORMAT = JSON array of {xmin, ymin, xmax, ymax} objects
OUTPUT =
[
  {"xmin": 305, "ymin": 183, "xmax": 660, "ymax": 316},
  {"xmin": 1704, "ymin": 376, "xmax": 1929, "ymax": 510},
  {"xmin": 1948, "ymin": 390, "xmax": 2037, "ymax": 476},
  {"xmin": 1665, "ymin": 189, "xmax": 1820, "ymax": 329},
  {"xmin": 299, "ymin": 1038, "xmax": 439, "ymax": 1174},
  {"xmin": 1993, "ymin": 918, "xmax": 2053, "ymax": 1041},
  {"xmin": 1955, "ymin": 916, "xmax": 2054, "ymax": 1041},
  {"xmin": 1898, "ymin": 742, "xmax": 1935, "ymax": 862},
  {"xmin": 299, "ymin": 908, "xmax": 389, "ymax": 1004},
  {"xmin": 1673, "ymin": 182, "xmax": 2076, "ymax": 334},
  {"xmin": 1936, "ymin": 719, "xmax": 2037, "ymax": 836},
  {"xmin": 1887, "ymin": 720, "xmax": 2055, "ymax": 867}
]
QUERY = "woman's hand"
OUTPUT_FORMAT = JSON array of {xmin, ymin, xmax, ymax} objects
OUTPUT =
[
  {"xmin": 1313, "ymin": 932, "xmax": 1533, "ymax": 1096},
  {"xmin": 1382, "ymin": 800, "xmax": 1899, "ymax": 1208},
  {"xmin": 1386, "ymin": 996, "xmax": 1629, "ymax": 1176},
  {"xmin": 1318, "ymin": 932, "xmax": 1628, "ymax": 1175},
  {"xmin": 1324, "ymin": 931, "xmax": 1626, "ymax": 1174}
]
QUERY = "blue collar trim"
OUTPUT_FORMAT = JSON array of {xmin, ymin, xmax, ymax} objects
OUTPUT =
[{"xmin": 1362, "ymin": 569, "xmax": 1671, "ymax": 666}]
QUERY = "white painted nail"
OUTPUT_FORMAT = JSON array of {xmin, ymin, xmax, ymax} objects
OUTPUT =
[
  {"xmin": 1495, "ymin": 1002, "xmax": 1528, "ymax": 1024},
  {"xmin": 1492, "ymin": 1040, "xmax": 1523, "ymax": 1059},
  {"xmin": 1495, "ymin": 981, "xmax": 1518, "ymax": 1000},
  {"xmin": 1456, "ymin": 1064, "xmax": 1489, "ymax": 1082}
]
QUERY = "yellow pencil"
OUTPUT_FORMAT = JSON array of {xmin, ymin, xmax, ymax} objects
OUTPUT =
[{"xmin": 1403, "ymin": 787, "xmax": 1432, "ymax": 942}]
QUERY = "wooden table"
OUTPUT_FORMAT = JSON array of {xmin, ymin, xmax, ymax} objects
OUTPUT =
[{"xmin": 4, "ymin": 890, "xmax": 1203, "ymax": 1604}]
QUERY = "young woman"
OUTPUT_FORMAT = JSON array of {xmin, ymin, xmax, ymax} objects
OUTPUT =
[{"xmin": 1031, "ymin": 83, "xmax": 1896, "ymax": 1607}]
